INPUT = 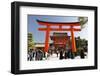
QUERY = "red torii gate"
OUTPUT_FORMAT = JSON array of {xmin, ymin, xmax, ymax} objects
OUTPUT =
[{"xmin": 36, "ymin": 20, "xmax": 81, "ymax": 53}]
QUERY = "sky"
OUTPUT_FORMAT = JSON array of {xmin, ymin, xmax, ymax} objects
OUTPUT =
[{"xmin": 28, "ymin": 15, "xmax": 88, "ymax": 43}]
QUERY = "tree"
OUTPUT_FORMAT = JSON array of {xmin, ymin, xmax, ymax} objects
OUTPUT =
[
  {"xmin": 79, "ymin": 17, "xmax": 88, "ymax": 29},
  {"xmin": 28, "ymin": 33, "xmax": 34, "ymax": 51},
  {"xmin": 75, "ymin": 36, "xmax": 88, "ymax": 55}
]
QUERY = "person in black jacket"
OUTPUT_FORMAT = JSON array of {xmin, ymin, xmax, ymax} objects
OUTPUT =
[
  {"xmin": 64, "ymin": 51, "xmax": 67, "ymax": 59},
  {"xmin": 80, "ymin": 49, "xmax": 85, "ymax": 59},
  {"xmin": 59, "ymin": 49, "xmax": 63, "ymax": 60}
]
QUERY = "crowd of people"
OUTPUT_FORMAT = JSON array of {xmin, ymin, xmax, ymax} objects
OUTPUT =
[
  {"xmin": 28, "ymin": 49, "xmax": 45, "ymax": 61},
  {"xmin": 27, "ymin": 47, "xmax": 86, "ymax": 61}
]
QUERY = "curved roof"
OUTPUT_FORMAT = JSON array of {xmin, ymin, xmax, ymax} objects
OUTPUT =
[{"xmin": 37, "ymin": 20, "xmax": 80, "ymax": 26}]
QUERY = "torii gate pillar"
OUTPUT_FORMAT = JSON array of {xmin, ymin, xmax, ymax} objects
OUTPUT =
[
  {"xmin": 44, "ymin": 25, "xmax": 50, "ymax": 52},
  {"xmin": 71, "ymin": 26, "xmax": 77, "ymax": 52}
]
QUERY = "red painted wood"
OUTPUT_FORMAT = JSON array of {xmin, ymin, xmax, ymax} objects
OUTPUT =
[
  {"xmin": 38, "ymin": 28, "xmax": 81, "ymax": 31},
  {"xmin": 37, "ymin": 20, "xmax": 81, "ymax": 53},
  {"xmin": 44, "ymin": 25, "xmax": 50, "ymax": 52},
  {"xmin": 71, "ymin": 26, "xmax": 77, "ymax": 52},
  {"xmin": 37, "ymin": 20, "xmax": 80, "ymax": 26}
]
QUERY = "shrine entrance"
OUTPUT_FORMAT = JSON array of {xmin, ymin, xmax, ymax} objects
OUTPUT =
[
  {"xmin": 37, "ymin": 20, "xmax": 81, "ymax": 53},
  {"xmin": 50, "ymin": 32, "xmax": 70, "ymax": 50}
]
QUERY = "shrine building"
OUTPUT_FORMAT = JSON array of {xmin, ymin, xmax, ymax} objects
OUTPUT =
[{"xmin": 50, "ymin": 32, "xmax": 71, "ymax": 49}]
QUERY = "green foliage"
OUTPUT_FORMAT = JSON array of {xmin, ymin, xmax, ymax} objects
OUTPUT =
[
  {"xmin": 28, "ymin": 33, "xmax": 34, "ymax": 50},
  {"xmin": 79, "ymin": 17, "xmax": 88, "ymax": 29},
  {"xmin": 75, "ymin": 36, "xmax": 88, "ymax": 55},
  {"xmin": 76, "ymin": 36, "xmax": 87, "ymax": 48}
]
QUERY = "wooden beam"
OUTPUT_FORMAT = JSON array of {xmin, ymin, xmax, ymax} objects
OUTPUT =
[
  {"xmin": 38, "ymin": 28, "xmax": 81, "ymax": 31},
  {"xmin": 38, "ymin": 22, "xmax": 80, "ymax": 26},
  {"xmin": 37, "ymin": 20, "xmax": 80, "ymax": 26},
  {"xmin": 44, "ymin": 25, "xmax": 50, "ymax": 53},
  {"xmin": 71, "ymin": 28, "xmax": 77, "ymax": 52}
]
